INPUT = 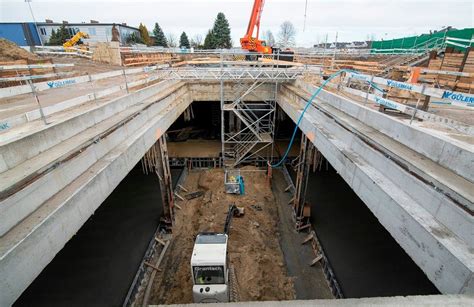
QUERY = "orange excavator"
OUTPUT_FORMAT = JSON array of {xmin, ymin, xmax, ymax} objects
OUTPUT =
[
  {"xmin": 240, "ymin": 0, "xmax": 294, "ymax": 61},
  {"xmin": 240, "ymin": 0, "xmax": 271, "ymax": 54}
]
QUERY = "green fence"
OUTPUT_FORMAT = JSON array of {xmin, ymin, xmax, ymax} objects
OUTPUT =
[{"xmin": 370, "ymin": 28, "xmax": 474, "ymax": 53}]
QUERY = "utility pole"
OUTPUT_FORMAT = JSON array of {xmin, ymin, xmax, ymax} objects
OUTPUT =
[
  {"xmin": 303, "ymin": 0, "xmax": 308, "ymax": 32},
  {"xmin": 332, "ymin": 32, "xmax": 338, "ymax": 69},
  {"xmin": 25, "ymin": 0, "xmax": 43, "ymax": 46},
  {"xmin": 322, "ymin": 33, "xmax": 328, "ymax": 55}
]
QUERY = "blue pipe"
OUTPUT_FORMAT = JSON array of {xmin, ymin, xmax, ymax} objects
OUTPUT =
[{"xmin": 271, "ymin": 69, "xmax": 381, "ymax": 168}]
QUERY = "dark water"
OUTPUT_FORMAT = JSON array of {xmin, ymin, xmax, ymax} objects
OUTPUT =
[
  {"xmin": 14, "ymin": 166, "xmax": 180, "ymax": 307},
  {"xmin": 306, "ymin": 165, "xmax": 439, "ymax": 298}
]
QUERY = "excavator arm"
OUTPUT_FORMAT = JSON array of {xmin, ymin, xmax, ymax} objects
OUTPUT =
[{"xmin": 63, "ymin": 31, "xmax": 89, "ymax": 48}]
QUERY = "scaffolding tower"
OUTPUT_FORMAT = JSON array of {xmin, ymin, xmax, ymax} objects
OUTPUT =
[
  {"xmin": 156, "ymin": 51, "xmax": 305, "ymax": 169},
  {"xmin": 221, "ymin": 79, "xmax": 277, "ymax": 168},
  {"xmin": 217, "ymin": 53, "xmax": 304, "ymax": 169}
]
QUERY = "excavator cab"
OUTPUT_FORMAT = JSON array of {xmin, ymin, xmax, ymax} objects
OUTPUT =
[
  {"xmin": 190, "ymin": 205, "xmax": 243, "ymax": 303},
  {"xmin": 191, "ymin": 233, "xmax": 229, "ymax": 303}
]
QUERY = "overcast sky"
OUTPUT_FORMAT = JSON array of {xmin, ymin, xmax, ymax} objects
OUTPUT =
[{"xmin": 1, "ymin": 0, "xmax": 473, "ymax": 46}]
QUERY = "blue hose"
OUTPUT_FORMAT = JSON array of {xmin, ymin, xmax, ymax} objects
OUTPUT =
[{"xmin": 271, "ymin": 69, "xmax": 380, "ymax": 168}]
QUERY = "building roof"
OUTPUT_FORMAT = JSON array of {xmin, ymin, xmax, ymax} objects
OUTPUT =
[
  {"xmin": 37, "ymin": 22, "xmax": 139, "ymax": 31},
  {"xmin": 0, "ymin": 22, "xmax": 139, "ymax": 31}
]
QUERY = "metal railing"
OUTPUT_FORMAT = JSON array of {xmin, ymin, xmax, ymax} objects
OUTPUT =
[
  {"xmin": 371, "ymin": 36, "xmax": 446, "ymax": 55},
  {"xmin": 156, "ymin": 67, "xmax": 305, "ymax": 81}
]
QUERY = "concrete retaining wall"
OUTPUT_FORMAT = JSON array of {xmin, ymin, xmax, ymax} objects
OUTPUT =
[
  {"xmin": 0, "ymin": 85, "xmax": 188, "ymax": 237},
  {"xmin": 278, "ymin": 84, "xmax": 473, "ymax": 295},
  {"xmin": 0, "ymin": 84, "xmax": 192, "ymax": 306}
]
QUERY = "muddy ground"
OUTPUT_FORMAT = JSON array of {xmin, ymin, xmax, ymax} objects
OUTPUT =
[{"xmin": 148, "ymin": 167, "xmax": 295, "ymax": 304}]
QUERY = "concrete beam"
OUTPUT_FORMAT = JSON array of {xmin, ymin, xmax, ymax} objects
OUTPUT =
[
  {"xmin": 295, "ymin": 80, "xmax": 474, "ymax": 184},
  {"xmin": 0, "ymin": 84, "xmax": 188, "ymax": 237},
  {"xmin": 0, "ymin": 87, "xmax": 192, "ymax": 306},
  {"xmin": 0, "ymin": 80, "xmax": 181, "ymax": 173},
  {"xmin": 171, "ymin": 295, "xmax": 473, "ymax": 306},
  {"xmin": 282, "ymin": 83, "xmax": 474, "ymax": 244},
  {"xmin": 277, "ymin": 84, "xmax": 473, "ymax": 294},
  {"xmin": 188, "ymin": 81, "xmax": 275, "ymax": 102}
]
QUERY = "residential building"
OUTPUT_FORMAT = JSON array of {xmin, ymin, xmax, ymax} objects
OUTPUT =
[
  {"xmin": 36, "ymin": 20, "xmax": 140, "ymax": 45},
  {"xmin": 0, "ymin": 20, "xmax": 140, "ymax": 46}
]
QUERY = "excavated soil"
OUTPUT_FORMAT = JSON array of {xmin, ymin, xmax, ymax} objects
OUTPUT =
[
  {"xmin": 148, "ymin": 167, "xmax": 295, "ymax": 304},
  {"xmin": 0, "ymin": 38, "xmax": 40, "ymax": 61}
]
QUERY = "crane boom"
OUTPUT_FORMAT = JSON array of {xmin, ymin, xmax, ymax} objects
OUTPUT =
[
  {"xmin": 240, "ymin": 0, "xmax": 271, "ymax": 54},
  {"xmin": 245, "ymin": 0, "xmax": 264, "ymax": 40}
]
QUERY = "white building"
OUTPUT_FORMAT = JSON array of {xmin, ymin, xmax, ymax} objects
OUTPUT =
[{"xmin": 36, "ymin": 20, "xmax": 140, "ymax": 45}]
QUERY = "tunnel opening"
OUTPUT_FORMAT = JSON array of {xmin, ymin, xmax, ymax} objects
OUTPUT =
[{"xmin": 13, "ymin": 96, "xmax": 441, "ymax": 306}]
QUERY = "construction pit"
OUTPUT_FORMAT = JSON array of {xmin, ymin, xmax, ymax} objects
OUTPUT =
[
  {"xmin": 1, "ymin": 44, "xmax": 473, "ymax": 306},
  {"xmin": 142, "ymin": 168, "xmax": 297, "ymax": 304}
]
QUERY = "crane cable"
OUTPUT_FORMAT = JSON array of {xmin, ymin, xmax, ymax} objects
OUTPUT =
[
  {"xmin": 271, "ymin": 69, "xmax": 383, "ymax": 168},
  {"xmin": 303, "ymin": 0, "xmax": 309, "ymax": 32}
]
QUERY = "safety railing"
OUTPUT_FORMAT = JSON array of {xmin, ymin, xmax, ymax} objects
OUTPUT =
[
  {"xmin": 370, "ymin": 37, "xmax": 446, "ymax": 55},
  {"xmin": 0, "ymin": 65, "xmax": 170, "ymax": 130},
  {"xmin": 307, "ymin": 71, "xmax": 474, "ymax": 135},
  {"xmin": 33, "ymin": 45, "xmax": 93, "ymax": 58}
]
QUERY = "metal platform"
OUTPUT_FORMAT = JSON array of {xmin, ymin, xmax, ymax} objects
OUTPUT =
[{"xmin": 156, "ymin": 67, "xmax": 305, "ymax": 81}]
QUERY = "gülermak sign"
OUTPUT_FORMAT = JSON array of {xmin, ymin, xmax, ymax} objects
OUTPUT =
[
  {"xmin": 386, "ymin": 80, "xmax": 413, "ymax": 91},
  {"xmin": 47, "ymin": 79, "xmax": 76, "ymax": 89},
  {"xmin": 440, "ymin": 91, "xmax": 474, "ymax": 106}
]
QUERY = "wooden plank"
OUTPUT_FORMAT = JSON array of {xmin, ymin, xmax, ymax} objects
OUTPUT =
[
  {"xmin": 154, "ymin": 237, "xmax": 167, "ymax": 246},
  {"xmin": 310, "ymin": 254, "xmax": 323, "ymax": 266},
  {"xmin": 302, "ymin": 233, "xmax": 314, "ymax": 244},
  {"xmin": 144, "ymin": 261, "xmax": 162, "ymax": 271},
  {"xmin": 297, "ymin": 223, "xmax": 311, "ymax": 231}
]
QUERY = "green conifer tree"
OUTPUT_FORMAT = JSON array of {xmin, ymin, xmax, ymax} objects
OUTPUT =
[
  {"xmin": 152, "ymin": 22, "xmax": 168, "ymax": 47},
  {"xmin": 211, "ymin": 12, "xmax": 232, "ymax": 48},
  {"xmin": 179, "ymin": 32, "xmax": 191, "ymax": 48},
  {"xmin": 203, "ymin": 30, "xmax": 216, "ymax": 49}
]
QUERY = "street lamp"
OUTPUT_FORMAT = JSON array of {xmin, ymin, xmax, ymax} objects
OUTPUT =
[{"xmin": 25, "ymin": 0, "xmax": 43, "ymax": 46}]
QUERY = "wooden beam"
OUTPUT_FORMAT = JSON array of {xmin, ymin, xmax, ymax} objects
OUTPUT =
[
  {"xmin": 154, "ymin": 237, "xmax": 166, "ymax": 246},
  {"xmin": 310, "ymin": 254, "xmax": 323, "ymax": 266},
  {"xmin": 144, "ymin": 261, "xmax": 162, "ymax": 271}
]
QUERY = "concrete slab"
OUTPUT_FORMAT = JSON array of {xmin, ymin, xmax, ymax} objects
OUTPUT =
[
  {"xmin": 0, "ymin": 84, "xmax": 191, "ymax": 306},
  {"xmin": 277, "ymin": 84, "xmax": 473, "ymax": 294},
  {"xmin": 158, "ymin": 294, "xmax": 472, "ymax": 306}
]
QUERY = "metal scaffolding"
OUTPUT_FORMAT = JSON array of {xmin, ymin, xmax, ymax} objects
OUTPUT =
[
  {"xmin": 216, "ymin": 53, "xmax": 296, "ymax": 168},
  {"xmin": 153, "ymin": 51, "xmax": 306, "ymax": 169},
  {"xmin": 154, "ymin": 66, "xmax": 306, "ymax": 81},
  {"xmin": 221, "ymin": 82, "xmax": 277, "ymax": 167}
]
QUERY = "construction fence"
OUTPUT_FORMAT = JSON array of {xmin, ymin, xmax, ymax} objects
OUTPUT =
[{"xmin": 370, "ymin": 28, "xmax": 474, "ymax": 53}]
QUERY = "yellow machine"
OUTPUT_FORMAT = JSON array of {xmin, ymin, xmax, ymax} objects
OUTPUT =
[{"xmin": 63, "ymin": 31, "xmax": 89, "ymax": 49}]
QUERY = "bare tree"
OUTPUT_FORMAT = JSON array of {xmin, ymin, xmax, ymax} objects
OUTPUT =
[
  {"xmin": 366, "ymin": 33, "xmax": 376, "ymax": 41},
  {"xmin": 262, "ymin": 30, "xmax": 276, "ymax": 47},
  {"xmin": 277, "ymin": 21, "xmax": 296, "ymax": 48},
  {"xmin": 191, "ymin": 34, "xmax": 203, "ymax": 48},
  {"xmin": 167, "ymin": 33, "xmax": 177, "ymax": 47}
]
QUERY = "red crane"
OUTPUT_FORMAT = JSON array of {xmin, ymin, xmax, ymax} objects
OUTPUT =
[{"xmin": 240, "ymin": 0, "xmax": 272, "ymax": 54}]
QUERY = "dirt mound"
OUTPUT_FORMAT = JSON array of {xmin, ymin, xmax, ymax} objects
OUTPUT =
[
  {"xmin": 149, "ymin": 168, "xmax": 295, "ymax": 304},
  {"xmin": 0, "ymin": 38, "xmax": 40, "ymax": 61}
]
